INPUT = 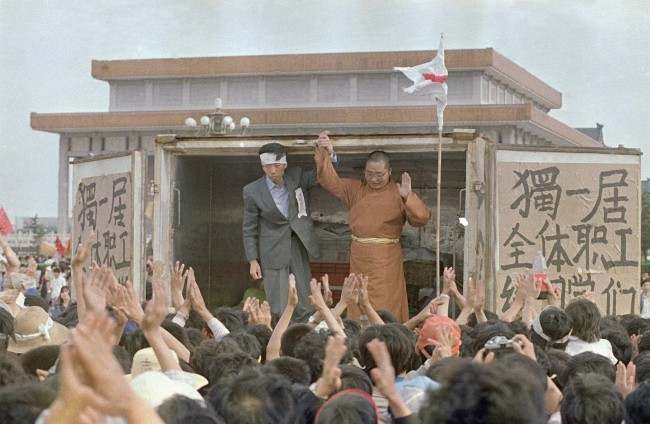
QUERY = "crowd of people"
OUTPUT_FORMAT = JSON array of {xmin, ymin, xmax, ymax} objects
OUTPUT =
[{"xmin": 1, "ymin": 232, "xmax": 650, "ymax": 423}]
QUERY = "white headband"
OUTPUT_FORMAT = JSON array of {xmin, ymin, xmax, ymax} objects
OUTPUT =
[
  {"xmin": 15, "ymin": 317, "xmax": 54, "ymax": 342},
  {"xmin": 531, "ymin": 308, "xmax": 571, "ymax": 344},
  {"xmin": 260, "ymin": 153, "xmax": 287, "ymax": 166}
]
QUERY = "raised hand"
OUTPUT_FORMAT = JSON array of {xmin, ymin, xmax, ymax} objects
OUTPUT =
[
  {"xmin": 341, "ymin": 274, "xmax": 359, "ymax": 306},
  {"xmin": 116, "ymin": 279, "xmax": 144, "ymax": 324},
  {"xmin": 72, "ymin": 232, "xmax": 96, "ymax": 267},
  {"xmin": 287, "ymin": 274, "xmax": 299, "ymax": 308},
  {"xmin": 308, "ymin": 278, "xmax": 328, "ymax": 312},
  {"xmin": 83, "ymin": 264, "xmax": 111, "ymax": 314},
  {"xmin": 321, "ymin": 274, "xmax": 333, "ymax": 307},
  {"xmin": 170, "ymin": 261, "xmax": 188, "ymax": 310},
  {"xmin": 397, "ymin": 172, "xmax": 412, "ymax": 198},
  {"xmin": 316, "ymin": 130, "xmax": 334, "ymax": 155},
  {"xmin": 141, "ymin": 279, "xmax": 168, "ymax": 333},
  {"xmin": 443, "ymin": 267, "xmax": 458, "ymax": 294},
  {"xmin": 315, "ymin": 335, "xmax": 347, "ymax": 398},
  {"xmin": 615, "ymin": 361, "xmax": 636, "ymax": 398},
  {"xmin": 429, "ymin": 326, "xmax": 455, "ymax": 361}
]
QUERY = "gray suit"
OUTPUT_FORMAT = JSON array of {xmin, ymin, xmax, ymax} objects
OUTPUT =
[{"xmin": 242, "ymin": 166, "xmax": 320, "ymax": 317}]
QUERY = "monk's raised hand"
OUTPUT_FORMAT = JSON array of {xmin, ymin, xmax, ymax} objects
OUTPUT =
[
  {"xmin": 397, "ymin": 172, "xmax": 412, "ymax": 198},
  {"xmin": 316, "ymin": 131, "xmax": 333, "ymax": 155}
]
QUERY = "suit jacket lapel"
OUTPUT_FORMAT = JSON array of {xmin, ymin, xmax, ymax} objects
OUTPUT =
[
  {"xmin": 258, "ymin": 177, "xmax": 286, "ymax": 220},
  {"xmin": 284, "ymin": 174, "xmax": 298, "ymax": 220}
]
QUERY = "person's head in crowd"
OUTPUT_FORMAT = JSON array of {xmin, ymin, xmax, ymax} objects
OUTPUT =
[
  {"xmin": 161, "ymin": 319, "xmax": 192, "ymax": 352},
  {"xmin": 247, "ymin": 324, "xmax": 272, "ymax": 362},
  {"xmin": 262, "ymin": 357, "xmax": 311, "ymax": 386},
  {"xmin": 546, "ymin": 349, "xmax": 572, "ymax": 391},
  {"xmin": 466, "ymin": 310, "xmax": 499, "ymax": 327},
  {"xmin": 376, "ymin": 309, "xmax": 399, "ymax": 324},
  {"xmin": 565, "ymin": 299, "xmax": 601, "ymax": 343},
  {"xmin": 530, "ymin": 306, "xmax": 572, "ymax": 350},
  {"xmin": 199, "ymin": 351, "xmax": 260, "ymax": 390},
  {"xmin": 0, "ymin": 353, "xmax": 33, "ymax": 387},
  {"xmin": 506, "ymin": 319, "xmax": 529, "ymax": 336},
  {"xmin": 294, "ymin": 330, "xmax": 354, "ymax": 383},
  {"xmin": 315, "ymin": 389, "xmax": 378, "ymax": 424},
  {"xmin": 470, "ymin": 321, "xmax": 516, "ymax": 356},
  {"xmin": 259, "ymin": 143, "xmax": 288, "ymax": 186},
  {"xmin": 53, "ymin": 302, "xmax": 78, "ymax": 328},
  {"xmin": 633, "ymin": 351, "xmax": 650, "ymax": 383},
  {"xmin": 341, "ymin": 319, "xmax": 362, "ymax": 358},
  {"xmin": 57, "ymin": 286, "xmax": 71, "ymax": 306},
  {"xmin": 0, "ymin": 382, "xmax": 56, "ymax": 423},
  {"xmin": 497, "ymin": 352, "xmax": 547, "ymax": 393},
  {"xmin": 419, "ymin": 362, "xmax": 546, "ymax": 423},
  {"xmin": 209, "ymin": 369, "xmax": 296, "ymax": 424},
  {"xmin": 625, "ymin": 380, "xmax": 650, "ymax": 424},
  {"xmin": 637, "ymin": 329, "xmax": 650, "ymax": 354},
  {"xmin": 600, "ymin": 319, "xmax": 633, "ymax": 364},
  {"xmin": 24, "ymin": 294, "xmax": 49, "ymax": 312},
  {"xmin": 562, "ymin": 351, "xmax": 616, "ymax": 384},
  {"xmin": 185, "ymin": 327, "xmax": 205, "ymax": 350},
  {"xmin": 425, "ymin": 357, "xmax": 466, "ymax": 385},
  {"xmin": 130, "ymin": 371, "xmax": 204, "ymax": 409},
  {"xmin": 122, "ymin": 328, "xmax": 150, "ymax": 359},
  {"xmin": 618, "ymin": 314, "xmax": 650, "ymax": 337},
  {"xmin": 0, "ymin": 308, "xmax": 14, "ymax": 353},
  {"xmin": 280, "ymin": 324, "xmax": 312, "ymax": 357},
  {"xmin": 416, "ymin": 315, "xmax": 461, "ymax": 359},
  {"xmin": 222, "ymin": 331, "xmax": 262, "ymax": 361},
  {"xmin": 459, "ymin": 326, "xmax": 475, "ymax": 358},
  {"xmin": 190, "ymin": 338, "xmax": 243, "ymax": 379},
  {"xmin": 560, "ymin": 372, "xmax": 626, "ymax": 424},
  {"xmin": 186, "ymin": 309, "xmax": 206, "ymax": 331},
  {"xmin": 363, "ymin": 151, "xmax": 392, "ymax": 190},
  {"xmin": 337, "ymin": 364, "xmax": 373, "ymax": 395},
  {"xmin": 359, "ymin": 324, "xmax": 414, "ymax": 376},
  {"xmin": 51, "ymin": 266, "xmax": 61, "ymax": 277},
  {"xmin": 19, "ymin": 345, "xmax": 59, "ymax": 378},
  {"xmin": 156, "ymin": 394, "xmax": 223, "ymax": 424},
  {"xmin": 214, "ymin": 307, "xmax": 248, "ymax": 332},
  {"xmin": 8, "ymin": 306, "xmax": 68, "ymax": 354}
]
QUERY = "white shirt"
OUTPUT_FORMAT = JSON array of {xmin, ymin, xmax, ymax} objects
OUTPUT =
[
  {"xmin": 641, "ymin": 293, "xmax": 650, "ymax": 318},
  {"xmin": 565, "ymin": 336, "xmax": 618, "ymax": 364},
  {"xmin": 51, "ymin": 275, "xmax": 67, "ymax": 300}
]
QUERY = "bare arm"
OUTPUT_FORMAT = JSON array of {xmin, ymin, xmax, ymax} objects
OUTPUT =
[
  {"xmin": 357, "ymin": 275, "xmax": 385, "ymax": 326},
  {"xmin": 0, "ymin": 235, "xmax": 19, "ymax": 274},
  {"xmin": 141, "ymin": 278, "xmax": 181, "ymax": 372},
  {"xmin": 266, "ymin": 275, "xmax": 299, "ymax": 361},
  {"xmin": 309, "ymin": 279, "xmax": 344, "ymax": 336}
]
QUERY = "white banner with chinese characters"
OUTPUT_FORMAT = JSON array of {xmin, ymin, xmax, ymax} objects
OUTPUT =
[
  {"xmin": 72, "ymin": 172, "xmax": 133, "ymax": 284},
  {"xmin": 495, "ymin": 150, "xmax": 641, "ymax": 316}
]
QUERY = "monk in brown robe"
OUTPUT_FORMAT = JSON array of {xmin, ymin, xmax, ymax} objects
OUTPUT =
[{"xmin": 314, "ymin": 132, "xmax": 431, "ymax": 322}]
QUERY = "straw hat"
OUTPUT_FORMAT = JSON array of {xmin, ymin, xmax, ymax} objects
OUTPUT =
[
  {"xmin": 8, "ymin": 306, "xmax": 69, "ymax": 354},
  {"xmin": 127, "ymin": 347, "xmax": 208, "ymax": 390}
]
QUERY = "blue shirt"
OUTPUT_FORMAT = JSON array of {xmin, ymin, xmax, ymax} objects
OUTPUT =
[{"xmin": 266, "ymin": 176, "xmax": 290, "ymax": 218}]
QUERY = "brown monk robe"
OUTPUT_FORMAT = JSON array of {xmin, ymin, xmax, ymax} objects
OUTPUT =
[{"xmin": 314, "ymin": 142, "xmax": 430, "ymax": 322}]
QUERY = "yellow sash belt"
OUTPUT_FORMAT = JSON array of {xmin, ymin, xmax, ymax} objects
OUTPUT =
[{"xmin": 351, "ymin": 235, "xmax": 400, "ymax": 245}]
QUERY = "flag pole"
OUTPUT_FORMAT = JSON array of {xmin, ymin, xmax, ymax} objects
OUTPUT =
[{"xmin": 435, "ymin": 126, "xmax": 442, "ymax": 297}]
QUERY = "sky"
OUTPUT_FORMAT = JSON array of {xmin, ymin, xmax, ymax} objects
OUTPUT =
[{"xmin": 0, "ymin": 0, "xmax": 648, "ymax": 219}]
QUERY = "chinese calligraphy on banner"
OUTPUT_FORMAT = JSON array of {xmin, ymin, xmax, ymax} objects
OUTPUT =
[
  {"xmin": 496, "ymin": 157, "xmax": 640, "ymax": 316},
  {"xmin": 72, "ymin": 172, "xmax": 133, "ymax": 284}
]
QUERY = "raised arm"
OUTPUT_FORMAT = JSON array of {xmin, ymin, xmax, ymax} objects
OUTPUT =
[
  {"xmin": 266, "ymin": 275, "xmax": 299, "ymax": 361},
  {"xmin": 314, "ymin": 133, "xmax": 357, "ymax": 208},
  {"xmin": 0, "ymin": 234, "xmax": 20, "ymax": 274}
]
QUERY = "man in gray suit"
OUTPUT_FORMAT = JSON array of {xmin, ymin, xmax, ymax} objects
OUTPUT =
[{"xmin": 243, "ymin": 141, "xmax": 335, "ymax": 318}]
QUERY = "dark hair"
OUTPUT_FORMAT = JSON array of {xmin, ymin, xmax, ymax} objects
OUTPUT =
[
  {"xmin": 209, "ymin": 369, "xmax": 295, "ymax": 424},
  {"xmin": 214, "ymin": 307, "xmax": 247, "ymax": 333},
  {"xmin": 546, "ymin": 349, "xmax": 572, "ymax": 391},
  {"xmin": 0, "ymin": 354, "xmax": 33, "ymax": 387},
  {"xmin": 280, "ymin": 324, "xmax": 312, "ymax": 357},
  {"xmin": 316, "ymin": 390, "xmax": 377, "ymax": 424},
  {"xmin": 618, "ymin": 315, "xmax": 650, "ymax": 337},
  {"xmin": 262, "ymin": 357, "xmax": 311, "ymax": 386},
  {"xmin": 625, "ymin": 380, "xmax": 650, "ymax": 424},
  {"xmin": 565, "ymin": 299, "xmax": 601, "ymax": 343},
  {"xmin": 506, "ymin": 319, "xmax": 529, "ymax": 336},
  {"xmin": 338, "ymin": 364, "xmax": 373, "ymax": 395},
  {"xmin": 600, "ymin": 320, "xmax": 633, "ymax": 364},
  {"xmin": 258, "ymin": 143, "xmax": 287, "ymax": 159},
  {"xmin": 185, "ymin": 327, "xmax": 205, "ymax": 350},
  {"xmin": 366, "ymin": 151, "xmax": 391, "ymax": 168},
  {"xmin": 246, "ymin": 325, "xmax": 272, "ymax": 362},
  {"xmin": 294, "ymin": 331, "xmax": 354, "ymax": 383},
  {"xmin": 24, "ymin": 295, "xmax": 49, "ymax": 312},
  {"xmin": 633, "ymin": 351, "xmax": 650, "ymax": 383},
  {"xmin": 157, "ymin": 394, "xmax": 222, "ymax": 424},
  {"xmin": 122, "ymin": 329, "xmax": 150, "ymax": 359},
  {"xmin": 200, "ymin": 351, "xmax": 260, "ymax": 389},
  {"xmin": 425, "ymin": 357, "xmax": 467, "ymax": 385},
  {"xmin": 54, "ymin": 301, "xmax": 78, "ymax": 328},
  {"xmin": 341, "ymin": 319, "xmax": 362, "ymax": 360},
  {"xmin": 0, "ymin": 382, "xmax": 56, "ymax": 423},
  {"xmin": 0, "ymin": 309, "xmax": 15, "ymax": 353},
  {"xmin": 466, "ymin": 310, "xmax": 500, "ymax": 327},
  {"xmin": 497, "ymin": 353, "xmax": 547, "ymax": 391},
  {"xmin": 419, "ymin": 362, "xmax": 546, "ymax": 423},
  {"xmin": 562, "ymin": 351, "xmax": 616, "ymax": 384},
  {"xmin": 161, "ymin": 320, "xmax": 192, "ymax": 352},
  {"xmin": 358, "ymin": 324, "xmax": 414, "ymax": 375},
  {"xmin": 112, "ymin": 345, "xmax": 132, "ymax": 374},
  {"xmin": 530, "ymin": 306, "xmax": 572, "ymax": 350},
  {"xmin": 190, "ymin": 338, "xmax": 243, "ymax": 377},
  {"xmin": 19, "ymin": 345, "xmax": 60, "ymax": 377},
  {"xmin": 560, "ymin": 373, "xmax": 625, "ymax": 424},
  {"xmin": 222, "ymin": 332, "xmax": 262, "ymax": 360}
]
